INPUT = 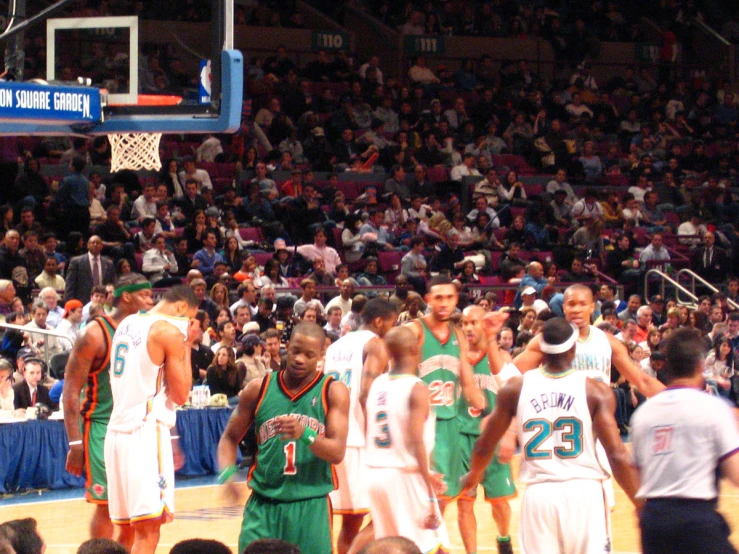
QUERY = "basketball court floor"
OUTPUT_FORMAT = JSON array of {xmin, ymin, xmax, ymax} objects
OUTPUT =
[{"xmin": 4, "ymin": 455, "xmax": 739, "ymax": 553}]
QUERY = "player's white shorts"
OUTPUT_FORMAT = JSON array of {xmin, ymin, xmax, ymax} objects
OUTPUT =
[
  {"xmin": 520, "ymin": 479, "xmax": 611, "ymax": 554},
  {"xmin": 330, "ymin": 446, "xmax": 369, "ymax": 514},
  {"xmin": 367, "ymin": 467, "xmax": 450, "ymax": 553},
  {"xmin": 104, "ymin": 418, "xmax": 175, "ymax": 525}
]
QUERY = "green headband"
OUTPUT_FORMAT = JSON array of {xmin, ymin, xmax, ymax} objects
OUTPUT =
[{"xmin": 113, "ymin": 281, "xmax": 152, "ymax": 298}]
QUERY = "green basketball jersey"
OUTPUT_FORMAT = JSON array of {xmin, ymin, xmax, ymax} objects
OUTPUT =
[
  {"xmin": 417, "ymin": 318, "xmax": 462, "ymax": 420},
  {"xmin": 248, "ymin": 371, "xmax": 337, "ymax": 502},
  {"xmin": 458, "ymin": 353, "xmax": 497, "ymax": 435},
  {"xmin": 80, "ymin": 316, "xmax": 117, "ymax": 422}
]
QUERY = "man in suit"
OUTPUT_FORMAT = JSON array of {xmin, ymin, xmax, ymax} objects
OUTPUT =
[
  {"xmin": 64, "ymin": 236, "xmax": 115, "ymax": 304},
  {"xmin": 692, "ymin": 231, "xmax": 729, "ymax": 285},
  {"xmin": 13, "ymin": 357, "xmax": 57, "ymax": 411}
]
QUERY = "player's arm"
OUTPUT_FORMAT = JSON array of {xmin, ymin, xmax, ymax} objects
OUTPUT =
[
  {"xmin": 311, "ymin": 381, "xmax": 350, "ymax": 464},
  {"xmin": 278, "ymin": 380, "xmax": 350, "ymax": 464},
  {"xmin": 461, "ymin": 376, "xmax": 522, "ymax": 491},
  {"xmin": 456, "ymin": 330, "xmax": 485, "ymax": 410},
  {"xmin": 359, "ymin": 336, "xmax": 390, "ymax": 416},
  {"xmin": 512, "ymin": 334, "xmax": 545, "ymax": 372},
  {"xmin": 217, "ymin": 377, "xmax": 263, "ymax": 470},
  {"xmin": 62, "ymin": 321, "xmax": 104, "ymax": 476},
  {"xmin": 608, "ymin": 334, "xmax": 664, "ymax": 397},
  {"xmin": 154, "ymin": 320, "xmax": 198, "ymax": 405},
  {"xmin": 407, "ymin": 382, "xmax": 444, "ymax": 501},
  {"xmin": 481, "ymin": 311, "xmax": 541, "ymax": 375},
  {"xmin": 587, "ymin": 378, "xmax": 640, "ymax": 505}
]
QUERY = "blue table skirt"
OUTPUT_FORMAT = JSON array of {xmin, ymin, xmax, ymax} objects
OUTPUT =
[{"xmin": 0, "ymin": 407, "xmax": 236, "ymax": 494}]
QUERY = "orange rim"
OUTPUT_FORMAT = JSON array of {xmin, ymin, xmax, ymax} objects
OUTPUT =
[{"xmin": 107, "ymin": 94, "xmax": 183, "ymax": 107}]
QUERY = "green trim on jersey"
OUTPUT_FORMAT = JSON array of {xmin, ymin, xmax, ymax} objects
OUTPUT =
[
  {"xmin": 418, "ymin": 319, "xmax": 462, "ymax": 420},
  {"xmin": 80, "ymin": 315, "xmax": 116, "ymax": 422},
  {"xmin": 247, "ymin": 371, "xmax": 337, "ymax": 501},
  {"xmin": 458, "ymin": 353, "xmax": 497, "ymax": 435}
]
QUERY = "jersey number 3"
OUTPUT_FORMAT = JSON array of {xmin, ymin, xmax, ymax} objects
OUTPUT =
[{"xmin": 523, "ymin": 417, "xmax": 583, "ymax": 460}]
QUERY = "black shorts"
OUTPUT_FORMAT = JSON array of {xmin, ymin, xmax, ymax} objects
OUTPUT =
[{"xmin": 640, "ymin": 498, "xmax": 737, "ymax": 554}]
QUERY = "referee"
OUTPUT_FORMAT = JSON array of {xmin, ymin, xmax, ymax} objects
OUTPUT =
[{"xmin": 631, "ymin": 328, "xmax": 739, "ymax": 554}]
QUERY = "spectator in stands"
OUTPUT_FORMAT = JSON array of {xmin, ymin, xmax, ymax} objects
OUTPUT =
[
  {"xmin": 325, "ymin": 279, "xmax": 354, "ymax": 316},
  {"xmin": 384, "ymin": 165, "xmax": 412, "ymax": 204},
  {"xmin": 498, "ymin": 170, "xmax": 527, "ymax": 206},
  {"xmin": 263, "ymin": 45, "xmax": 297, "ymax": 80},
  {"xmin": 639, "ymin": 231, "xmax": 670, "ymax": 268},
  {"xmin": 473, "ymin": 167, "xmax": 502, "ymax": 206},
  {"xmin": 133, "ymin": 217, "xmax": 157, "ymax": 253},
  {"xmin": 693, "ymin": 231, "xmax": 730, "ymax": 284},
  {"xmin": 94, "ymin": 205, "xmax": 136, "ymax": 267},
  {"xmin": 176, "ymin": 179, "xmax": 209, "ymax": 223},
  {"xmin": 293, "ymin": 279, "xmax": 326, "ymax": 317},
  {"xmin": 356, "ymin": 256, "xmax": 388, "ymax": 287},
  {"xmin": 450, "ymin": 153, "xmax": 481, "ymax": 182},
  {"xmin": 579, "ymin": 141, "xmax": 604, "ymax": 183},
  {"xmin": 64, "ymin": 236, "xmax": 114, "ymax": 304},
  {"xmin": 618, "ymin": 294, "xmax": 642, "ymax": 324},
  {"xmin": 178, "ymin": 156, "xmax": 213, "ymax": 191},
  {"xmin": 56, "ymin": 156, "xmax": 90, "ymax": 235},
  {"xmin": 296, "ymin": 227, "xmax": 342, "ymax": 276},
  {"xmin": 561, "ymin": 257, "xmax": 597, "ymax": 283},
  {"xmin": 192, "ymin": 230, "xmax": 225, "ymax": 277},
  {"xmin": 142, "ymin": 234, "xmax": 180, "ymax": 287},
  {"xmin": 14, "ymin": 157, "xmax": 49, "ymax": 206},
  {"xmin": 503, "ymin": 112, "xmax": 534, "ymax": 155},
  {"xmin": 571, "ymin": 188, "xmax": 605, "ymax": 223},
  {"xmin": 132, "ymin": 182, "xmax": 158, "ymax": 222},
  {"xmin": 408, "ymin": 55, "xmax": 440, "ymax": 87},
  {"xmin": 34, "ymin": 256, "xmax": 65, "ymax": 293},
  {"xmin": 19, "ymin": 231, "xmax": 45, "ymax": 282},
  {"xmin": 306, "ymin": 258, "xmax": 334, "ymax": 287},
  {"xmin": 514, "ymin": 261, "xmax": 553, "ymax": 308},
  {"xmin": 642, "ymin": 191, "xmax": 668, "ymax": 231},
  {"xmin": 565, "ymin": 92, "xmax": 594, "ymax": 121},
  {"xmin": 38, "ymin": 287, "xmax": 64, "ymax": 328},
  {"xmin": 546, "ymin": 168, "xmax": 578, "ymax": 204},
  {"xmin": 360, "ymin": 209, "xmax": 396, "ymax": 253},
  {"xmin": 400, "ymin": 236, "xmax": 428, "ymax": 294},
  {"xmin": 24, "ymin": 301, "xmax": 63, "ymax": 357}
]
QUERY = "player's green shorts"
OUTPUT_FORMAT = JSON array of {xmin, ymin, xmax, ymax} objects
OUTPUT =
[
  {"xmin": 238, "ymin": 493, "xmax": 332, "ymax": 554},
  {"xmin": 459, "ymin": 433, "xmax": 516, "ymax": 502},
  {"xmin": 433, "ymin": 417, "xmax": 465, "ymax": 500},
  {"xmin": 83, "ymin": 419, "xmax": 109, "ymax": 504}
]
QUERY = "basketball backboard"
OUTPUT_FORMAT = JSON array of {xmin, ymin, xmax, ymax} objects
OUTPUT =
[{"xmin": 0, "ymin": 0, "xmax": 242, "ymax": 135}]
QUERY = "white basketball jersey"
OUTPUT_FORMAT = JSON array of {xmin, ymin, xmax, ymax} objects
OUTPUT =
[
  {"xmin": 571, "ymin": 325, "xmax": 613, "ymax": 382},
  {"xmin": 517, "ymin": 368, "xmax": 608, "ymax": 485},
  {"xmin": 323, "ymin": 329, "xmax": 377, "ymax": 447},
  {"xmin": 108, "ymin": 312, "xmax": 189, "ymax": 433},
  {"xmin": 365, "ymin": 373, "xmax": 435, "ymax": 470}
]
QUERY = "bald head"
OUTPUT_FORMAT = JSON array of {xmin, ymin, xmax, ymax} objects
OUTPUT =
[
  {"xmin": 564, "ymin": 283, "xmax": 593, "ymax": 301},
  {"xmin": 386, "ymin": 326, "xmax": 418, "ymax": 362},
  {"xmin": 527, "ymin": 262, "xmax": 543, "ymax": 279}
]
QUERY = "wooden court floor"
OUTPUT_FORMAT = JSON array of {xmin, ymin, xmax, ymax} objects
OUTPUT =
[{"xmin": 4, "ymin": 456, "xmax": 739, "ymax": 554}]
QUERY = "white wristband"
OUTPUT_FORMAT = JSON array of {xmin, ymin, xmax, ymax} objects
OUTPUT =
[{"xmin": 68, "ymin": 440, "xmax": 83, "ymax": 446}]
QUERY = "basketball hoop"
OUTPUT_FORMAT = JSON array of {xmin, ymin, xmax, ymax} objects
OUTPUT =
[{"xmin": 108, "ymin": 95, "xmax": 183, "ymax": 172}]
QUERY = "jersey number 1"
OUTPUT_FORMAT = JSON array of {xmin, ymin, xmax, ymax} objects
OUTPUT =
[{"xmin": 284, "ymin": 442, "xmax": 297, "ymax": 475}]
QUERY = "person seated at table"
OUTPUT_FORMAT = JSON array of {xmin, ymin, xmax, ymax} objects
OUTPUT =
[
  {"xmin": 13, "ymin": 357, "xmax": 57, "ymax": 412},
  {"xmin": 0, "ymin": 358, "xmax": 14, "ymax": 411},
  {"xmin": 206, "ymin": 345, "xmax": 244, "ymax": 400}
]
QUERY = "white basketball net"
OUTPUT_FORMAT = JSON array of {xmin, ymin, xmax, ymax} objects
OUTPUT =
[{"xmin": 109, "ymin": 132, "xmax": 163, "ymax": 172}]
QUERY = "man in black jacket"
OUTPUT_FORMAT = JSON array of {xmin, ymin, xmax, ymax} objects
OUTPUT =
[
  {"xmin": 0, "ymin": 230, "xmax": 30, "ymax": 304},
  {"xmin": 693, "ymin": 231, "xmax": 729, "ymax": 285},
  {"xmin": 13, "ymin": 357, "xmax": 57, "ymax": 411}
]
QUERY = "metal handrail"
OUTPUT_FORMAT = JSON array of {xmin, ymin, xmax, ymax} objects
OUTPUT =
[
  {"xmin": 0, "ymin": 322, "xmax": 70, "ymax": 365},
  {"xmin": 676, "ymin": 268, "xmax": 739, "ymax": 311},
  {"xmin": 644, "ymin": 268, "xmax": 699, "ymax": 308}
]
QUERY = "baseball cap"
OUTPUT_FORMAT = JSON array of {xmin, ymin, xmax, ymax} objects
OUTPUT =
[
  {"xmin": 17, "ymin": 346, "xmax": 37, "ymax": 361},
  {"xmin": 649, "ymin": 295, "xmax": 664, "ymax": 304},
  {"xmin": 240, "ymin": 333, "xmax": 264, "ymax": 349},
  {"xmin": 521, "ymin": 286, "xmax": 537, "ymax": 296},
  {"xmin": 311, "ymin": 127, "xmax": 325, "ymax": 137},
  {"xmin": 205, "ymin": 207, "xmax": 219, "ymax": 218},
  {"xmin": 63, "ymin": 299, "xmax": 83, "ymax": 318}
]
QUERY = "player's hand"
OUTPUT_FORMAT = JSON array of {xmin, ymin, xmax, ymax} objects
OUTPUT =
[
  {"xmin": 497, "ymin": 431, "xmax": 517, "ymax": 464},
  {"xmin": 65, "ymin": 444, "xmax": 84, "ymax": 476},
  {"xmin": 275, "ymin": 415, "xmax": 305, "ymax": 440},
  {"xmin": 186, "ymin": 318, "xmax": 201, "ymax": 346},
  {"xmin": 222, "ymin": 481, "xmax": 242, "ymax": 505},
  {"xmin": 481, "ymin": 311, "xmax": 509, "ymax": 339},
  {"xmin": 422, "ymin": 511, "xmax": 441, "ymax": 530},
  {"xmin": 430, "ymin": 471, "xmax": 447, "ymax": 495},
  {"xmin": 459, "ymin": 471, "xmax": 481, "ymax": 494}
]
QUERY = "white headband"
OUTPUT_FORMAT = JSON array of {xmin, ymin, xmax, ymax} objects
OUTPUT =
[{"xmin": 540, "ymin": 324, "xmax": 579, "ymax": 354}]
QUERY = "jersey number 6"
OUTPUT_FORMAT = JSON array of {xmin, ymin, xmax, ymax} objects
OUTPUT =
[{"xmin": 113, "ymin": 343, "xmax": 129, "ymax": 377}]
